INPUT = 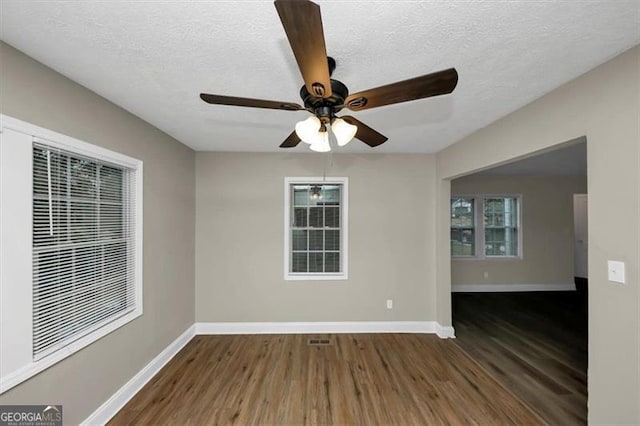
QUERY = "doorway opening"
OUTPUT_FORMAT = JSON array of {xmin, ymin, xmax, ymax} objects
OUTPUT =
[{"xmin": 450, "ymin": 139, "xmax": 588, "ymax": 425}]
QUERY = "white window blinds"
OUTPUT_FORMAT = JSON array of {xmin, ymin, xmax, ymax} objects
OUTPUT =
[{"xmin": 32, "ymin": 143, "xmax": 138, "ymax": 359}]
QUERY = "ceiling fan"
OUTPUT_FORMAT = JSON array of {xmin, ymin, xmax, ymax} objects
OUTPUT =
[{"xmin": 200, "ymin": 0, "xmax": 459, "ymax": 152}]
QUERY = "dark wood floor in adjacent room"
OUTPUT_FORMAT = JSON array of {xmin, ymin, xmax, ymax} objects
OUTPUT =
[
  {"xmin": 453, "ymin": 290, "xmax": 588, "ymax": 426},
  {"xmin": 110, "ymin": 333, "xmax": 542, "ymax": 425}
]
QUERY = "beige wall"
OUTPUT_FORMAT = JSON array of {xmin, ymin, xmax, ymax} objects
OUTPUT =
[
  {"xmin": 451, "ymin": 174, "xmax": 587, "ymax": 287},
  {"xmin": 436, "ymin": 46, "xmax": 640, "ymax": 423},
  {"xmin": 0, "ymin": 42, "xmax": 196, "ymax": 424},
  {"xmin": 195, "ymin": 152, "xmax": 437, "ymax": 322}
]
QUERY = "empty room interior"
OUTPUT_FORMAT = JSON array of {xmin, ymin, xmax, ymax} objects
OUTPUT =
[{"xmin": 0, "ymin": 1, "xmax": 638, "ymax": 425}]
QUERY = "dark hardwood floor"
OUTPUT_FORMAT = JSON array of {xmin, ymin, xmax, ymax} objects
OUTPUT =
[
  {"xmin": 110, "ymin": 333, "xmax": 542, "ymax": 425},
  {"xmin": 453, "ymin": 290, "xmax": 588, "ymax": 425}
]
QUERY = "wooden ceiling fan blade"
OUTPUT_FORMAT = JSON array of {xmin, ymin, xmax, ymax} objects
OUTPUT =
[
  {"xmin": 345, "ymin": 68, "xmax": 458, "ymax": 111},
  {"xmin": 279, "ymin": 130, "xmax": 302, "ymax": 148},
  {"xmin": 274, "ymin": 0, "xmax": 332, "ymax": 98},
  {"xmin": 200, "ymin": 93, "xmax": 303, "ymax": 111},
  {"xmin": 340, "ymin": 116, "xmax": 388, "ymax": 147}
]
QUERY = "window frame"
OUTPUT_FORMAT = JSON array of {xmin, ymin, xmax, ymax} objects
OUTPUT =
[
  {"xmin": 0, "ymin": 115, "xmax": 143, "ymax": 394},
  {"xmin": 450, "ymin": 194, "xmax": 523, "ymax": 260},
  {"xmin": 284, "ymin": 177, "xmax": 348, "ymax": 281}
]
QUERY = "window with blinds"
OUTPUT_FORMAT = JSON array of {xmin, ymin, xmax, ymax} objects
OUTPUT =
[
  {"xmin": 285, "ymin": 178, "xmax": 348, "ymax": 280},
  {"xmin": 32, "ymin": 143, "xmax": 138, "ymax": 359}
]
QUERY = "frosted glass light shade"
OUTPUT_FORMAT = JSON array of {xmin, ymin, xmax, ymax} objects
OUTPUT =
[
  {"xmin": 309, "ymin": 131, "xmax": 331, "ymax": 152},
  {"xmin": 295, "ymin": 116, "xmax": 321, "ymax": 144},
  {"xmin": 331, "ymin": 118, "xmax": 357, "ymax": 147}
]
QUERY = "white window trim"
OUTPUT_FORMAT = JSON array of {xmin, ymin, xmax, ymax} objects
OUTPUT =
[
  {"xmin": 0, "ymin": 114, "xmax": 143, "ymax": 394},
  {"xmin": 284, "ymin": 177, "xmax": 348, "ymax": 281},
  {"xmin": 451, "ymin": 194, "xmax": 523, "ymax": 260}
]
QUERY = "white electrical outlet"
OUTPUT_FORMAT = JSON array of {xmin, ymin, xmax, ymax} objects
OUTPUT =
[
  {"xmin": 483, "ymin": 271, "xmax": 489, "ymax": 279},
  {"xmin": 386, "ymin": 299, "xmax": 393, "ymax": 309},
  {"xmin": 608, "ymin": 260, "xmax": 626, "ymax": 284}
]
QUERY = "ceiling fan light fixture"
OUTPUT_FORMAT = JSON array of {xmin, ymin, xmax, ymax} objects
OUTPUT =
[
  {"xmin": 295, "ymin": 116, "xmax": 321, "ymax": 144},
  {"xmin": 309, "ymin": 130, "xmax": 331, "ymax": 152},
  {"xmin": 331, "ymin": 118, "xmax": 357, "ymax": 147}
]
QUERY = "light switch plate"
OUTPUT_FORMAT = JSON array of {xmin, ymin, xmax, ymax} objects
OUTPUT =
[{"xmin": 607, "ymin": 260, "xmax": 625, "ymax": 284}]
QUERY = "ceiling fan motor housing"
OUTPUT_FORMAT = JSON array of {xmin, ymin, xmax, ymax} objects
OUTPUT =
[{"xmin": 300, "ymin": 78, "xmax": 349, "ymax": 123}]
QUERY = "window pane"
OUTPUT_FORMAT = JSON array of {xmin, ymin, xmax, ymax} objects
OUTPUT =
[
  {"xmin": 484, "ymin": 212, "xmax": 501, "ymax": 227},
  {"xmin": 292, "ymin": 252, "xmax": 307, "ymax": 273},
  {"xmin": 69, "ymin": 201, "xmax": 97, "ymax": 243},
  {"xmin": 484, "ymin": 228, "xmax": 504, "ymax": 256},
  {"xmin": 99, "ymin": 203, "xmax": 123, "ymax": 239},
  {"xmin": 506, "ymin": 227, "xmax": 518, "ymax": 256},
  {"xmin": 451, "ymin": 198, "xmax": 474, "ymax": 227},
  {"xmin": 309, "ymin": 206, "xmax": 323, "ymax": 228},
  {"xmin": 100, "ymin": 165, "xmax": 123, "ymax": 202},
  {"xmin": 451, "ymin": 229, "xmax": 475, "ymax": 256},
  {"xmin": 325, "ymin": 206, "xmax": 339, "ymax": 227},
  {"xmin": 485, "ymin": 227, "xmax": 518, "ymax": 256},
  {"xmin": 325, "ymin": 230, "xmax": 340, "ymax": 250},
  {"xmin": 309, "ymin": 252, "xmax": 324, "ymax": 272},
  {"xmin": 309, "ymin": 230, "xmax": 323, "ymax": 250},
  {"xmin": 322, "ymin": 185, "xmax": 341, "ymax": 203},
  {"xmin": 292, "ymin": 230, "xmax": 307, "ymax": 251},
  {"xmin": 70, "ymin": 158, "xmax": 97, "ymax": 200},
  {"xmin": 293, "ymin": 186, "xmax": 309, "ymax": 206},
  {"xmin": 33, "ymin": 148, "xmax": 68, "ymax": 197},
  {"xmin": 485, "ymin": 198, "xmax": 504, "ymax": 213},
  {"xmin": 325, "ymin": 252, "xmax": 340, "ymax": 272},
  {"xmin": 33, "ymin": 199, "xmax": 68, "ymax": 246},
  {"xmin": 504, "ymin": 198, "xmax": 518, "ymax": 226},
  {"xmin": 293, "ymin": 207, "xmax": 307, "ymax": 227}
]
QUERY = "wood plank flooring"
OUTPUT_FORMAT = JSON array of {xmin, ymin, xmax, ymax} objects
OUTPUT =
[
  {"xmin": 110, "ymin": 333, "xmax": 542, "ymax": 425},
  {"xmin": 453, "ymin": 291, "xmax": 588, "ymax": 426}
]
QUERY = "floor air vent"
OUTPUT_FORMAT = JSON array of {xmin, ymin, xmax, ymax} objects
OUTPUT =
[{"xmin": 307, "ymin": 338, "xmax": 332, "ymax": 346}]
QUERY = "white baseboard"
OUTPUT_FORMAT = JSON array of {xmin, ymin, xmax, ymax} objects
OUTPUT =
[
  {"xmin": 196, "ymin": 321, "xmax": 455, "ymax": 338},
  {"xmin": 452, "ymin": 283, "xmax": 576, "ymax": 292},
  {"xmin": 81, "ymin": 324, "xmax": 196, "ymax": 425},
  {"xmin": 435, "ymin": 323, "xmax": 456, "ymax": 339}
]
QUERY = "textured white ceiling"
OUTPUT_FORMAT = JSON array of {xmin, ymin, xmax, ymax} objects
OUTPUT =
[{"xmin": 1, "ymin": 1, "xmax": 639, "ymax": 153}]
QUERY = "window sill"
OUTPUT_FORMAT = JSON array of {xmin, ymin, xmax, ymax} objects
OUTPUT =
[
  {"xmin": 285, "ymin": 273, "xmax": 348, "ymax": 281},
  {"xmin": 0, "ymin": 307, "xmax": 142, "ymax": 394},
  {"xmin": 452, "ymin": 256, "xmax": 523, "ymax": 261}
]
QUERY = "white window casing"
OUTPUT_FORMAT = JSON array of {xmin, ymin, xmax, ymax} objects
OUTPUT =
[
  {"xmin": 0, "ymin": 115, "xmax": 143, "ymax": 394},
  {"xmin": 284, "ymin": 177, "xmax": 348, "ymax": 281}
]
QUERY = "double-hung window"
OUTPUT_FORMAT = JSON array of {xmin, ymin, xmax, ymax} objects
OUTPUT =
[
  {"xmin": 450, "ymin": 195, "xmax": 521, "ymax": 259},
  {"xmin": 284, "ymin": 177, "xmax": 348, "ymax": 280},
  {"xmin": 1, "ymin": 116, "xmax": 142, "ymax": 393},
  {"xmin": 31, "ymin": 144, "xmax": 138, "ymax": 359}
]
